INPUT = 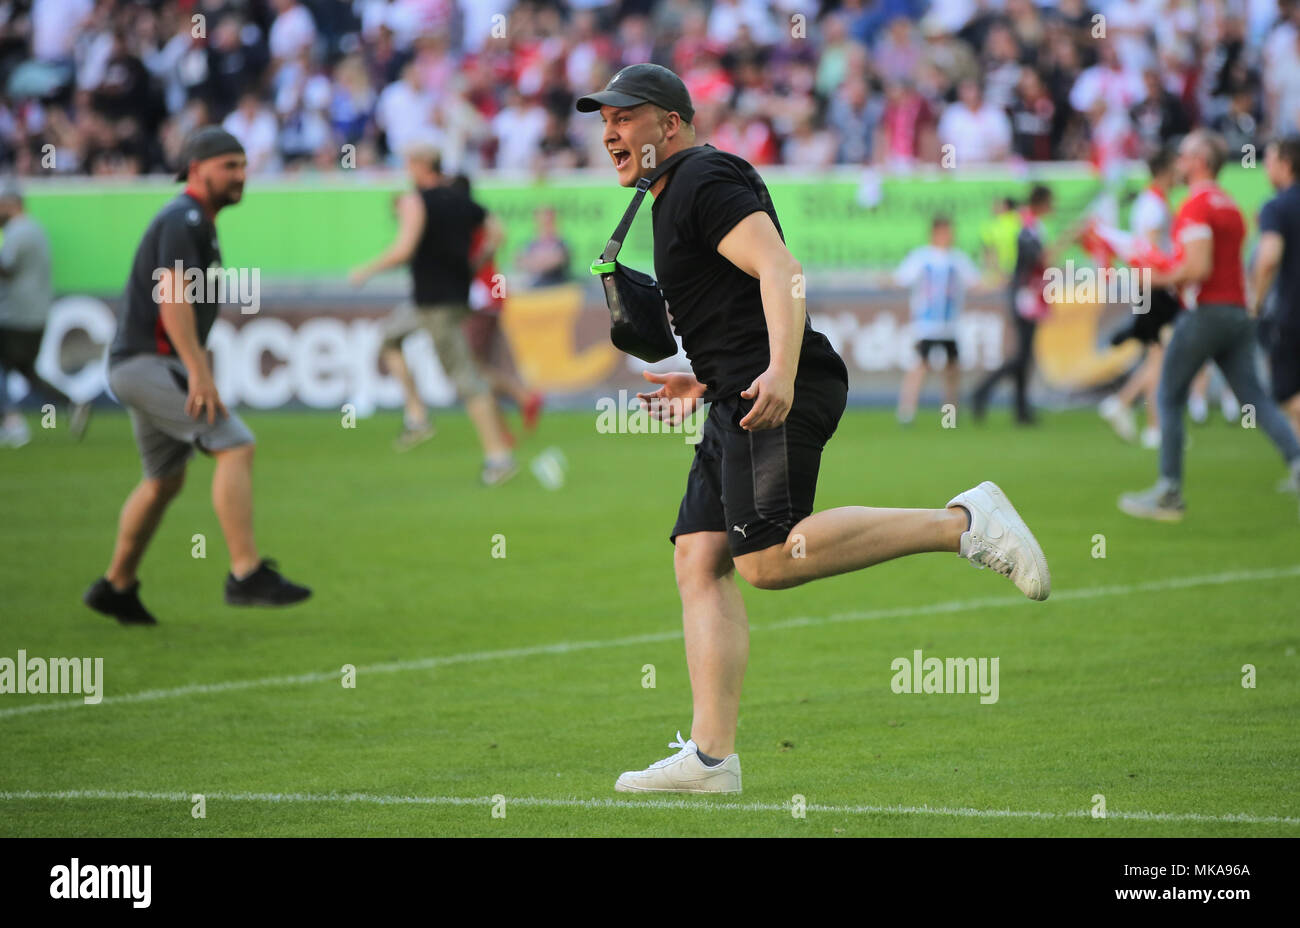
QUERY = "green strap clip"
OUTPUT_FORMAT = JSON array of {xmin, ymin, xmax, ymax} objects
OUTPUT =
[{"xmin": 590, "ymin": 259, "xmax": 616, "ymax": 276}]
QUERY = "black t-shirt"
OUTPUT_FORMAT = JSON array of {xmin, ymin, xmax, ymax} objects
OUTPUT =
[
  {"xmin": 650, "ymin": 144, "xmax": 846, "ymax": 401},
  {"xmin": 411, "ymin": 186, "xmax": 486, "ymax": 306},
  {"xmin": 1259, "ymin": 183, "xmax": 1300, "ymax": 331},
  {"xmin": 109, "ymin": 192, "xmax": 222, "ymax": 365}
]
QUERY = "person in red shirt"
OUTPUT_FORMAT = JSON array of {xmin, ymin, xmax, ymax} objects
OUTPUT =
[{"xmin": 1120, "ymin": 130, "xmax": 1300, "ymax": 521}]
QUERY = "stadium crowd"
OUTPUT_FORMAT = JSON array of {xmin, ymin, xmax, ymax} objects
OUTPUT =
[{"xmin": 0, "ymin": 0, "xmax": 1294, "ymax": 176}]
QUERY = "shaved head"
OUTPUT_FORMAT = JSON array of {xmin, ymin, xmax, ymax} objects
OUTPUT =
[{"xmin": 1181, "ymin": 130, "xmax": 1228, "ymax": 177}]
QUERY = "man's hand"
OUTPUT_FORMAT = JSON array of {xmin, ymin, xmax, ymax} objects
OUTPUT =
[
  {"xmin": 348, "ymin": 267, "xmax": 371, "ymax": 288},
  {"xmin": 186, "ymin": 373, "xmax": 227, "ymax": 425},
  {"xmin": 636, "ymin": 370, "xmax": 706, "ymax": 425},
  {"xmin": 739, "ymin": 366, "xmax": 794, "ymax": 431}
]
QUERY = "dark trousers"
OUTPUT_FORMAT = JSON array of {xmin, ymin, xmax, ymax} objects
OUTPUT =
[
  {"xmin": 0, "ymin": 326, "xmax": 72, "ymax": 413},
  {"xmin": 974, "ymin": 312, "xmax": 1038, "ymax": 420},
  {"xmin": 1157, "ymin": 304, "xmax": 1300, "ymax": 483}
]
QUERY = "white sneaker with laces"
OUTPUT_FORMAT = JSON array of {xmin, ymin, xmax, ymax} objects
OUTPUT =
[
  {"xmin": 614, "ymin": 731, "xmax": 742, "ymax": 794},
  {"xmin": 1099, "ymin": 395, "xmax": 1136, "ymax": 442},
  {"xmin": 947, "ymin": 481, "xmax": 1051, "ymax": 601}
]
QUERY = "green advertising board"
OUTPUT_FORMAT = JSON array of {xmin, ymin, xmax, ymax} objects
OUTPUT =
[{"xmin": 23, "ymin": 164, "xmax": 1275, "ymax": 295}]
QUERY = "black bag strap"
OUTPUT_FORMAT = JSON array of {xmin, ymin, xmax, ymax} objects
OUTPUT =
[{"xmin": 596, "ymin": 145, "xmax": 711, "ymax": 266}]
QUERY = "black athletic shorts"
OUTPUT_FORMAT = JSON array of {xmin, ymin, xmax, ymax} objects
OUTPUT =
[
  {"xmin": 0, "ymin": 326, "xmax": 44, "ymax": 369},
  {"xmin": 670, "ymin": 372, "xmax": 848, "ymax": 558},
  {"xmin": 916, "ymin": 339, "xmax": 958, "ymax": 364},
  {"xmin": 1271, "ymin": 323, "xmax": 1300, "ymax": 404}
]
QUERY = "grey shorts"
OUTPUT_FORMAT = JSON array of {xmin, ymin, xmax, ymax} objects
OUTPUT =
[
  {"xmin": 380, "ymin": 302, "xmax": 488, "ymax": 398},
  {"xmin": 108, "ymin": 354, "xmax": 255, "ymax": 479}
]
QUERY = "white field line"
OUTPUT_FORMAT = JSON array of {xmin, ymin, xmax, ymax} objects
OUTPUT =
[
  {"xmin": 0, "ymin": 789, "xmax": 1295, "ymax": 826},
  {"xmin": 2, "ymin": 563, "xmax": 1298, "ymax": 721}
]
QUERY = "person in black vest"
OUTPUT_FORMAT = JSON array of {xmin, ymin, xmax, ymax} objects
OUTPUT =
[
  {"xmin": 350, "ymin": 143, "xmax": 516, "ymax": 484},
  {"xmin": 576, "ymin": 64, "xmax": 1051, "ymax": 795}
]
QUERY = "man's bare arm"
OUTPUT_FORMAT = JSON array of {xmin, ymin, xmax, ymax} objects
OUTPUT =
[
  {"xmin": 157, "ymin": 268, "xmax": 225, "ymax": 424},
  {"xmin": 1150, "ymin": 236, "xmax": 1212, "ymax": 290},
  {"xmin": 349, "ymin": 192, "xmax": 427, "ymax": 284},
  {"xmin": 716, "ymin": 210, "xmax": 804, "ymax": 430},
  {"xmin": 1250, "ymin": 230, "xmax": 1284, "ymax": 316}
]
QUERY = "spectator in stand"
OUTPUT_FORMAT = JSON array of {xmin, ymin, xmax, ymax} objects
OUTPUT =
[
  {"xmin": 918, "ymin": 14, "xmax": 979, "ymax": 90},
  {"xmin": 1213, "ymin": 82, "xmax": 1262, "ymax": 158},
  {"xmin": 981, "ymin": 23, "xmax": 1025, "ymax": 113},
  {"xmin": 492, "ymin": 88, "xmax": 549, "ymax": 171},
  {"xmin": 269, "ymin": 0, "xmax": 318, "ymax": 65},
  {"xmin": 517, "ymin": 206, "xmax": 573, "ymax": 289},
  {"xmin": 1010, "ymin": 67, "xmax": 1058, "ymax": 160},
  {"xmin": 376, "ymin": 60, "xmax": 433, "ymax": 163},
  {"xmin": 827, "ymin": 75, "xmax": 883, "ymax": 164},
  {"xmin": 874, "ymin": 16, "xmax": 925, "ymax": 85},
  {"xmin": 877, "ymin": 78, "xmax": 939, "ymax": 167},
  {"xmin": 1130, "ymin": 68, "xmax": 1191, "ymax": 157},
  {"xmin": 223, "ymin": 92, "xmax": 281, "ymax": 174},
  {"xmin": 937, "ymin": 78, "xmax": 1013, "ymax": 164},
  {"xmin": 1069, "ymin": 37, "xmax": 1145, "ymax": 127},
  {"xmin": 783, "ymin": 114, "xmax": 837, "ymax": 167}
]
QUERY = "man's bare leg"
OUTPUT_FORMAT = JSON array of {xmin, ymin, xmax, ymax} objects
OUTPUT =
[
  {"xmin": 1116, "ymin": 349, "xmax": 1159, "ymax": 409},
  {"xmin": 734, "ymin": 506, "xmax": 968, "ymax": 591},
  {"xmin": 382, "ymin": 345, "xmax": 428, "ymax": 426},
  {"xmin": 465, "ymin": 392, "xmax": 512, "ymax": 458},
  {"xmin": 486, "ymin": 366, "xmax": 532, "ymax": 410},
  {"xmin": 105, "ymin": 470, "xmax": 186, "ymax": 589},
  {"xmin": 212, "ymin": 443, "xmax": 261, "ymax": 578},
  {"xmin": 943, "ymin": 360, "xmax": 960, "ymax": 411},
  {"xmin": 675, "ymin": 531, "xmax": 748, "ymax": 758},
  {"xmin": 897, "ymin": 364, "xmax": 926, "ymax": 423}
]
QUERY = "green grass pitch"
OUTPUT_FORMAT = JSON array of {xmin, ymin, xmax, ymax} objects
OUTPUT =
[{"xmin": 1, "ymin": 403, "xmax": 1297, "ymax": 837}]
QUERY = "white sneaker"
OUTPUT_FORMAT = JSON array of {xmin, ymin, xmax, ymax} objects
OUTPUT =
[
  {"xmin": 1, "ymin": 419, "xmax": 30, "ymax": 448},
  {"xmin": 614, "ymin": 731, "xmax": 742, "ymax": 794},
  {"xmin": 947, "ymin": 481, "xmax": 1051, "ymax": 601},
  {"xmin": 1140, "ymin": 426, "xmax": 1160, "ymax": 450},
  {"xmin": 1188, "ymin": 394, "xmax": 1208, "ymax": 424},
  {"xmin": 1099, "ymin": 395, "xmax": 1137, "ymax": 442}
]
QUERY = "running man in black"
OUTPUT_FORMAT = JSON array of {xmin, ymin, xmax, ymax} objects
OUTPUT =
[
  {"xmin": 349, "ymin": 142, "xmax": 516, "ymax": 484},
  {"xmin": 577, "ymin": 64, "xmax": 1052, "ymax": 794},
  {"xmin": 84, "ymin": 127, "xmax": 310, "ymax": 625}
]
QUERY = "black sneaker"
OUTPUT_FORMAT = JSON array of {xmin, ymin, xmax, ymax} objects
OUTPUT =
[
  {"xmin": 83, "ymin": 578, "xmax": 158, "ymax": 626},
  {"xmin": 225, "ymin": 559, "xmax": 312, "ymax": 606}
]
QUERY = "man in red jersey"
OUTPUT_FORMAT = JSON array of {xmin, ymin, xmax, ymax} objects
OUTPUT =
[{"xmin": 1119, "ymin": 130, "xmax": 1300, "ymax": 520}]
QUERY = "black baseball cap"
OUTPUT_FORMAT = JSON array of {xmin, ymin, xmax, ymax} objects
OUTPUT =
[
  {"xmin": 575, "ymin": 64, "xmax": 695, "ymax": 125},
  {"xmin": 174, "ymin": 126, "xmax": 246, "ymax": 181}
]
